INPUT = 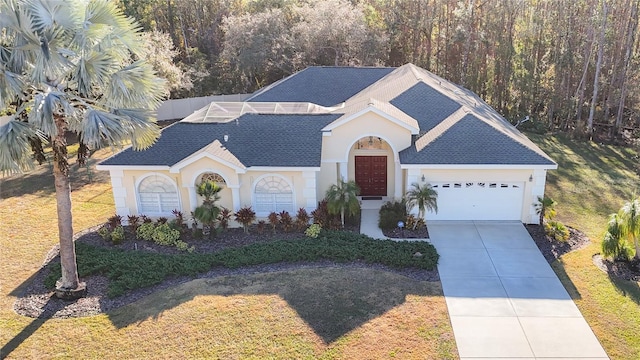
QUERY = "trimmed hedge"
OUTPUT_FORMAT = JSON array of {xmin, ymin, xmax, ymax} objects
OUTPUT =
[{"xmin": 45, "ymin": 231, "xmax": 438, "ymax": 298}]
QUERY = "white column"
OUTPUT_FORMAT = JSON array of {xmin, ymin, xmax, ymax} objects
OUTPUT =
[
  {"xmin": 405, "ymin": 168, "xmax": 421, "ymax": 216},
  {"xmin": 302, "ymin": 171, "xmax": 318, "ymax": 212},
  {"xmin": 339, "ymin": 161, "xmax": 348, "ymax": 181},
  {"xmin": 109, "ymin": 170, "xmax": 130, "ymax": 221},
  {"xmin": 394, "ymin": 160, "xmax": 402, "ymax": 200},
  {"xmin": 528, "ymin": 169, "xmax": 547, "ymax": 224},
  {"xmin": 187, "ymin": 186, "xmax": 198, "ymax": 212},
  {"xmin": 230, "ymin": 185, "xmax": 241, "ymax": 211}
]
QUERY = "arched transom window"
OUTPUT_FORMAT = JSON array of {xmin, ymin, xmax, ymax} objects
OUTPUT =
[
  {"xmin": 138, "ymin": 175, "xmax": 179, "ymax": 214},
  {"xmin": 199, "ymin": 172, "xmax": 226, "ymax": 185},
  {"xmin": 254, "ymin": 175, "xmax": 293, "ymax": 214}
]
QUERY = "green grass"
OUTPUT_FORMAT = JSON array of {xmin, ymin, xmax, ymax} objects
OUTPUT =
[
  {"xmin": 529, "ymin": 133, "xmax": 640, "ymax": 360},
  {"xmin": 0, "ymin": 147, "xmax": 455, "ymax": 359},
  {"xmin": 44, "ymin": 232, "xmax": 439, "ymax": 298}
]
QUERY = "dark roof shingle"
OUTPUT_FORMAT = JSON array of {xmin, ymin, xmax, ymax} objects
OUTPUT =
[
  {"xmin": 390, "ymin": 82, "xmax": 461, "ymax": 134},
  {"xmin": 100, "ymin": 114, "xmax": 341, "ymax": 167},
  {"xmin": 246, "ymin": 67, "xmax": 394, "ymax": 106},
  {"xmin": 399, "ymin": 114, "xmax": 555, "ymax": 165}
]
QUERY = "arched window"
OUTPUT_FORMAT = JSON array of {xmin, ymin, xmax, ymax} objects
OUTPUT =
[
  {"xmin": 254, "ymin": 175, "xmax": 293, "ymax": 214},
  {"xmin": 199, "ymin": 172, "xmax": 226, "ymax": 186},
  {"xmin": 137, "ymin": 175, "xmax": 179, "ymax": 214}
]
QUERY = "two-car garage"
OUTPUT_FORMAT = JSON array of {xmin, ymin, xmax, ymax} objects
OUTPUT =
[{"xmin": 425, "ymin": 181, "xmax": 526, "ymax": 221}]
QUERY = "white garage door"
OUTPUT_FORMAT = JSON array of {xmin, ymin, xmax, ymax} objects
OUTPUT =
[{"xmin": 425, "ymin": 182, "xmax": 525, "ymax": 221}]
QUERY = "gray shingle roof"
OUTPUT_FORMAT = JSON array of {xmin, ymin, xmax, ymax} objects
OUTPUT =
[
  {"xmin": 390, "ymin": 82, "xmax": 461, "ymax": 134},
  {"xmin": 246, "ymin": 66, "xmax": 394, "ymax": 106},
  {"xmin": 399, "ymin": 114, "xmax": 556, "ymax": 165},
  {"xmin": 100, "ymin": 114, "xmax": 341, "ymax": 167}
]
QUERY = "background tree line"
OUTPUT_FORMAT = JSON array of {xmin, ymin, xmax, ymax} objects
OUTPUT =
[{"xmin": 117, "ymin": 0, "xmax": 640, "ymax": 140}]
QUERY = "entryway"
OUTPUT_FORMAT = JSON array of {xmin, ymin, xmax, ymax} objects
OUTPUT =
[{"xmin": 355, "ymin": 156, "xmax": 387, "ymax": 196}]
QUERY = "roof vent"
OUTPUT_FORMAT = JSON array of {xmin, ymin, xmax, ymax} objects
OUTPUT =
[{"xmin": 224, "ymin": 134, "xmax": 229, "ymax": 142}]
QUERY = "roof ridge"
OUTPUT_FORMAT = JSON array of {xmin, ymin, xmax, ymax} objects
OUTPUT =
[{"xmin": 414, "ymin": 107, "xmax": 469, "ymax": 152}]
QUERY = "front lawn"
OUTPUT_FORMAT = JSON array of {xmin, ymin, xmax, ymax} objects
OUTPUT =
[
  {"xmin": 0, "ymin": 148, "xmax": 455, "ymax": 359},
  {"xmin": 529, "ymin": 133, "xmax": 640, "ymax": 360}
]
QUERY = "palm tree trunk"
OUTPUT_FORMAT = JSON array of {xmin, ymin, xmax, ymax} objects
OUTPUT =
[
  {"xmin": 340, "ymin": 208, "xmax": 345, "ymax": 228},
  {"xmin": 52, "ymin": 118, "xmax": 80, "ymax": 291},
  {"xmin": 634, "ymin": 235, "xmax": 640, "ymax": 260}
]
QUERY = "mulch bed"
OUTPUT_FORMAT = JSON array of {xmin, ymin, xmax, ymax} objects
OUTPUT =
[
  {"xmin": 526, "ymin": 224, "xmax": 640, "ymax": 282},
  {"xmin": 592, "ymin": 255, "xmax": 640, "ymax": 282},
  {"xmin": 525, "ymin": 224, "xmax": 591, "ymax": 263},
  {"xmin": 13, "ymin": 223, "xmax": 439, "ymax": 319},
  {"xmin": 383, "ymin": 225, "xmax": 429, "ymax": 239}
]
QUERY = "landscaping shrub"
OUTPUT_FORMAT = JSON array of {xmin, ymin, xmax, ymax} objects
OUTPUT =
[
  {"xmin": 107, "ymin": 214, "xmax": 122, "ymax": 229},
  {"xmin": 45, "ymin": 231, "xmax": 439, "ymax": 298},
  {"xmin": 268, "ymin": 212, "xmax": 279, "ymax": 233},
  {"xmin": 305, "ymin": 224, "xmax": 322, "ymax": 238},
  {"xmin": 171, "ymin": 210, "xmax": 185, "ymax": 231},
  {"xmin": 110, "ymin": 225, "xmax": 125, "ymax": 245},
  {"xmin": 257, "ymin": 220, "xmax": 266, "ymax": 234},
  {"xmin": 151, "ymin": 223, "xmax": 181, "ymax": 246},
  {"xmin": 405, "ymin": 214, "xmax": 425, "ymax": 230},
  {"xmin": 97, "ymin": 226, "xmax": 111, "ymax": 240},
  {"xmin": 279, "ymin": 210, "xmax": 293, "ymax": 232},
  {"xmin": 602, "ymin": 232, "xmax": 632, "ymax": 261},
  {"xmin": 295, "ymin": 208, "xmax": 310, "ymax": 231},
  {"xmin": 544, "ymin": 220, "xmax": 570, "ymax": 242},
  {"xmin": 378, "ymin": 199, "xmax": 407, "ymax": 230},
  {"xmin": 136, "ymin": 222, "xmax": 156, "ymax": 241},
  {"xmin": 311, "ymin": 200, "xmax": 341, "ymax": 229},
  {"xmin": 127, "ymin": 215, "xmax": 140, "ymax": 234},
  {"xmin": 217, "ymin": 208, "xmax": 232, "ymax": 231},
  {"xmin": 235, "ymin": 206, "xmax": 256, "ymax": 233}
]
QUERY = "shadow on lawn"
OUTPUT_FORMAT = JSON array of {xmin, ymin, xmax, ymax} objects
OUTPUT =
[
  {"xmin": 0, "ymin": 157, "xmax": 109, "ymax": 200},
  {"xmin": 107, "ymin": 267, "xmax": 438, "ymax": 344},
  {"xmin": 551, "ymin": 259, "xmax": 582, "ymax": 300},
  {"xmin": 609, "ymin": 274, "xmax": 640, "ymax": 305}
]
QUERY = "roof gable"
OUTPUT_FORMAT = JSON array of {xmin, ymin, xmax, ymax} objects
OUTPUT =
[
  {"xmin": 390, "ymin": 82, "xmax": 461, "ymax": 133},
  {"xmin": 400, "ymin": 114, "xmax": 555, "ymax": 165},
  {"xmin": 246, "ymin": 67, "xmax": 394, "ymax": 106}
]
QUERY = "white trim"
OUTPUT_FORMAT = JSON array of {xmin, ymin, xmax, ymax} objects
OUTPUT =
[
  {"xmin": 190, "ymin": 169, "xmax": 232, "ymax": 187},
  {"xmin": 343, "ymin": 134, "xmax": 400, "ymax": 162},
  {"xmin": 96, "ymin": 164, "xmax": 169, "ymax": 171},
  {"xmin": 252, "ymin": 174, "xmax": 296, "ymax": 216},
  {"xmin": 134, "ymin": 173, "xmax": 182, "ymax": 216},
  {"xmin": 400, "ymin": 164, "xmax": 558, "ymax": 170},
  {"xmin": 322, "ymin": 106, "xmax": 419, "ymax": 134},
  {"xmin": 170, "ymin": 152, "xmax": 246, "ymax": 174},
  {"xmin": 247, "ymin": 166, "xmax": 320, "ymax": 172}
]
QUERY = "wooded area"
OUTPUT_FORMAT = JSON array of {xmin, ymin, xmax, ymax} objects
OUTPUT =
[{"xmin": 117, "ymin": 0, "xmax": 640, "ymax": 140}]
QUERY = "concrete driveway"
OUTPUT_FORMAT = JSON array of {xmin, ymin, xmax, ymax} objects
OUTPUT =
[{"xmin": 429, "ymin": 221, "xmax": 609, "ymax": 359}]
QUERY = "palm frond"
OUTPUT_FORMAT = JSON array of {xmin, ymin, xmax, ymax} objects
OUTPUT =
[
  {"xmin": 29, "ymin": 87, "xmax": 74, "ymax": 138},
  {"xmin": 0, "ymin": 119, "xmax": 37, "ymax": 174},
  {"xmin": 80, "ymin": 109, "xmax": 128, "ymax": 149},
  {"xmin": 106, "ymin": 61, "xmax": 166, "ymax": 109}
]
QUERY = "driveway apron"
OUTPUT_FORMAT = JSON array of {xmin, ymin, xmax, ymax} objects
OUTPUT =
[{"xmin": 429, "ymin": 221, "xmax": 609, "ymax": 359}]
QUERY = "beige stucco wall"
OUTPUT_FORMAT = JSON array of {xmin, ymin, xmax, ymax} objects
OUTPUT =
[{"xmin": 319, "ymin": 110, "xmax": 411, "ymax": 199}]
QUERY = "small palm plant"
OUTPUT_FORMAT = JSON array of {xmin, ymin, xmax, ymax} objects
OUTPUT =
[
  {"xmin": 535, "ymin": 196, "xmax": 557, "ymax": 224},
  {"xmin": 325, "ymin": 179, "xmax": 361, "ymax": 227},
  {"xmin": 601, "ymin": 213, "xmax": 632, "ymax": 261},
  {"xmin": 405, "ymin": 183, "xmax": 438, "ymax": 229},
  {"xmin": 194, "ymin": 180, "xmax": 222, "ymax": 238},
  {"xmin": 619, "ymin": 197, "xmax": 640, "ymax": 260}
]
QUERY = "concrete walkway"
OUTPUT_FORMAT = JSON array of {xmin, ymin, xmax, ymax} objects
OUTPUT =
[
  {"xmin": 429, "ymin": 221, "xmax": 608, "ymax": 359},
  {"xmin": 359, "ymin": 200, "xmax": 387, "ymax": 239}
]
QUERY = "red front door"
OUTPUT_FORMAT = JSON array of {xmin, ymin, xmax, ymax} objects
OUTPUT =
[{"xmin": 355, "ymin": 156, "xmax": 387, "ymax": 196}]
